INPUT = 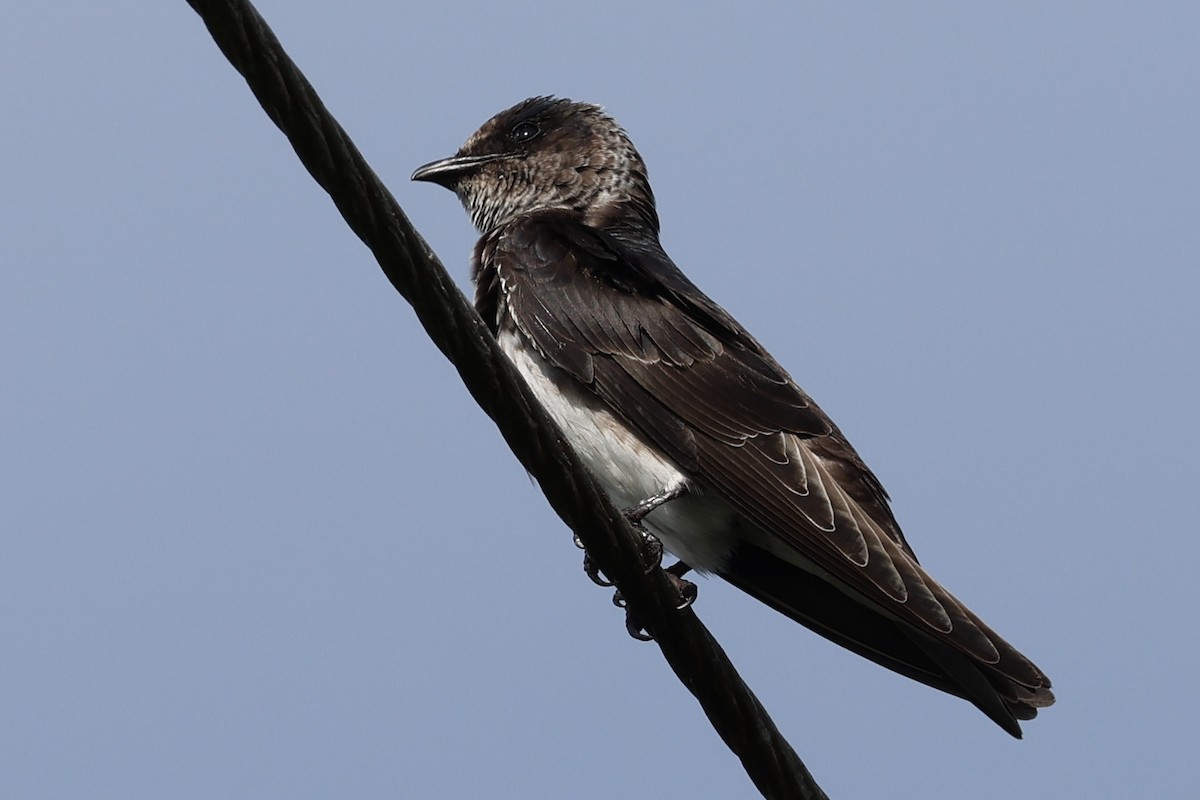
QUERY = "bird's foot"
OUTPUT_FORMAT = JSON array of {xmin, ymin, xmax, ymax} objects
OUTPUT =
[
  {"xmin": 574, "ymin": 506, "xmax": 665, "ymax": 586},
  {"xmin": 574, "ymin": 483, "xmax": 693, "ymax": 640},
  {"xmin": 630, "ymin": 526, "xmax": 664, "ymax": 573},
  {"xmin": 617, "ymin": 560, "xmax": 697, "ymax": 641},
  {"xmin": 575, "ymin": 532, "xmax": 614, "ymax": 587}
]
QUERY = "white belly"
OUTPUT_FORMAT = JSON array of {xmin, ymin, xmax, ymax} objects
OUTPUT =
[{"xmin": 499, "ymin": 331, "xmax": 740, "ymax": 571}]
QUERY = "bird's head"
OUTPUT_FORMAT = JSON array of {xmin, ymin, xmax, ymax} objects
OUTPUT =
[{"xmin": 412, "ymin": 96, "xmax": 657, "ymax": 234}]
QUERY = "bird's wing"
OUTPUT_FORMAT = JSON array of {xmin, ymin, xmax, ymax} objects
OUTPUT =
[{"xmin": 480, "ymin": 212, "xmax": 1052, "ymax": 724}]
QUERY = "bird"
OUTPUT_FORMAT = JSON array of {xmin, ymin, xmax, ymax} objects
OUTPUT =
[{"xmin": 411, "ymin": 96, "xmax": 1054, "ymax": 737}]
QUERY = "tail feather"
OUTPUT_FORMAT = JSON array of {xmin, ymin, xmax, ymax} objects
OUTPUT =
[{"xmin": 718, "ymin": 543, "xmax": 1053, "ymax": 737}]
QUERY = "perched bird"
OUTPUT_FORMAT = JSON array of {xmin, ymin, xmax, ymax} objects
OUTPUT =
[{"xmin": 412, "ymin": 96, "xmax": 1054, "ymax": 737}]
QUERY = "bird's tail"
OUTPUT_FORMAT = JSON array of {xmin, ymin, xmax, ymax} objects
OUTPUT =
[{"xmin": 718, "ymin": 543, "xmax": 1054, "ymax": 737}]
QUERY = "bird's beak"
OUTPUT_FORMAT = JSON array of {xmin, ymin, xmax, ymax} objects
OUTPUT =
[{"xmin": 411, "ymin": 153, "xmax": 505, "ymax": 189}]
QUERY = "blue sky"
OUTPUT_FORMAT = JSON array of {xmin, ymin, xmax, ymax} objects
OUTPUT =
[{"xmin": 3, "ymin": 2, "xmax": 1197, "ymax": 797}]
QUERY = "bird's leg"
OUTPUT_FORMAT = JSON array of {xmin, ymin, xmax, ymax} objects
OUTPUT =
[
  {"xmin": 621, "ymin": 481, "xmax": 690, "ymax": 575},
  {"xmin": 576, "ymin": 481, "xmax": 689, "ymax": 587},
  {"xmin": 575, "ymin": 482, "xmax": 698, "ymax": 640},
  {"xmin": 623, "ymin": 482, "xmax": 690, "ymax": 528},
  {"xmin": 621, "ymin": 481, "xmax": 698, "ymax": 640}
]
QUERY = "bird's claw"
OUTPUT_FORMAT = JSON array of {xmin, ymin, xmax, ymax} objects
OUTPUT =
[
  {"xmin": 615, "ymin": 564, "xmax": 698, "ymax": 641},
  {"xmin": 668, "ymin": 570, "xmax": 699, "ymax": 610},
  {"xmin": 582, "ymin": 551, "xmax": 613, "ymax": 587},
  {"xmin": 634, "ymin": 528, "xmax": 664, "ymax": 573},
  {"xmin": 576, "ymin": 523, "xmax": 662, "ymax": 586},
  {"xmin": 625, "ymin": 611, "xmax": 656, "ymax": 641},
  {"xmin": 575, "ymin": 533, "xmax": 613, "ymax": 586},
  {"xmin": 576, "ymin": 522, "xmax": 690, "ymax": 642}
]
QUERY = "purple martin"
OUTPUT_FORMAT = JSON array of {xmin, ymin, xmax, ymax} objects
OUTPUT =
[{"xmin": 412, "ymin": 96, "xmax": 1054, "ymax": 737}]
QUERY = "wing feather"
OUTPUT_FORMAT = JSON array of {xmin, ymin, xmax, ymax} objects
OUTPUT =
[{"xmin": 476, "ymin": 211, "xmax": 1052, "ymax": 722}]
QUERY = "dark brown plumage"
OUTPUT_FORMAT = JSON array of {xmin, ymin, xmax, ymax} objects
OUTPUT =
[{"xmin": 413, "ymin": 96, "xmax": 1054, "ymax": 736}]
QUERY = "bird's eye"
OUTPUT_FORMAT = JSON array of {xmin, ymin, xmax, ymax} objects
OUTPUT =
[{"xmin": 509, "ymin": 121, "xmax": 541, "ymax": 143}]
